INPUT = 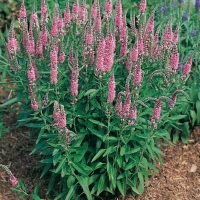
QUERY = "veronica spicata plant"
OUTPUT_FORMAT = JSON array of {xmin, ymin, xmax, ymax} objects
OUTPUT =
[{"xmin": 3, "ymin": 0, "xmax": 194, "ymax": 199}]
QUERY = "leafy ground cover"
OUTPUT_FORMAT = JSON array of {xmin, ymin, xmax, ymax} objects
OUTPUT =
[{"xmin": 0, "ymin": 101, "xmax": 200, "ymax": 199}]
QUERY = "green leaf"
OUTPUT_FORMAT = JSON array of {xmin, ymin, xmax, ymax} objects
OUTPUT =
[
  {"xmin": 88, "ymin": 128, "xmax": 103, "ymax": 139},
  {"xmin": 181, "ymin": 122, "xmax": 190, "ymax": 144},
  {"xmin": 84, "ymin": 89, "xmax": 98, "ymax": 97},
  {"xmin": 33, "ymin": 183, "xmax": 39, "ymax": 194},
  {"xmin": 97, "ymin": 174, "xmax": 106, "ymax": 195},
  {"xmin": 103, "ymin": 146, "xmax": 116, "ymax": 157},
  {"xmin": 40, "ymin": 157, "xmax": 53, "ymax": 164},
  {"xmin": 30, "ymin": 140, "xmax": 46, "ymax": 155},
  {"xmin": 72, "ymin": 162, "xmax": 92, "ymax": 176},
  {"xmin": 88, "ymin": 119, "xmax": 106, "ymax": 127},
  {"xmin": 127, "ymin": 179, "xmax": 140, "ymax": 194},
  {"xmin": 40, "ymin": 163, "xmax": 52, "ymax": 178},
  {"xmin": 47, "ymin": 173, "xmax": 57, "ymax": 194},
  {"xmin": 117, "ymin": 180, "xmax": 126, "ymax": 197},
  {"xmin": 55, "ymin": 157, "xmax": 67, "ymax": 173},
  {"xmin": 196, "ymin": 101, "xmax": 200, "ymax": 125},
  {"xmin": 91, "ymin": 149, "xmax": 106, "ymax": 162},
  {"xmin": 168, "ymin": 115, "xmax": 187, "ymax": 121},
  {"xmin": 30, "ymin": 194, "xmax": 41, "ymax": 200},
  {"xmin": 190, "ymin": 110, "xmax": 197, "ymax": 126},
  {"xmin": 137, "ymin": 172, "xmax": 144, "ymax": 193},
  {"xmin": 65, "ymin": 185, "xmax": 77, "ymax": 200},
  {"xmin": 67, "ymin": 175, "xmax": 76, "ymax": 188},
  {"xmin": 77, "ymin": 176, "xmax": 92, "ymax": 200},
  {"xmin": 125, "ymin": 160, "xmax": 136, "ymax": 171}
]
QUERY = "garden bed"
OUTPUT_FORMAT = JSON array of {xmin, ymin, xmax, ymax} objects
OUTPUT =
[{"xmin": 0, "ymin": 110, "xmax": 199, "ymax": 200}]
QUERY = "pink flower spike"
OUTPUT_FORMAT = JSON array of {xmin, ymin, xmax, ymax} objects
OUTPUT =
[
  {"xmin": 172, "ymin": 26, "xmax": 179, "ymax": 43},
  {"xmin": 104, "ymin": 0, "xmax": 112, "ymax": 20},
  {"xmin": 115, "ymin": 0, "xmax": 123, "ymax": 29},
  {"xmin": 72, "ymin": 0, "xmax": 79, "ymax": 20},
  {"xmin": 71, "ymin": 57, "xmax": 79, "ymax": 97},
  {"xmin": 31, "ymin": 98, "xmax": 39, "ymax": 111},
  {"xmin": 182, "ymin": 52, "xmax": 194, "ymax": 78},
  {"xmin": 41, "ymin": 26, "xmax": 48, "ymax": 46},
  {"xmin": 108, "ymin": 74, "xmax": 116, "ymax": 103},
  {"xmin": 79, "ymin": 0, "xmax": 88, "ymax": 24},
  {"xmin": 104, "ymin": 32, "xmax": 115, "ymax": 71},
  {"xmin": 91, "ymin": 0, "xmax": 97, "ymax": 19},
  {"xmin": 58, "ymin": 52, "xmax": 65, "ymax": 63},
  {"xmin": 122, "ymin": 94, "xmax": 131, "ymax": 117},
  {"xmin": 28, "ymin": 63, "xmax": 36, "ymax": 83},
  {"xmin": 170, "ymin": 48, "xmax": 179, "ymax": 70},
  {"xmin": 9, "ymin": 175, "xmax": 18, "ymax": 187},
  {"xmin": 134, "ymin": 64, "xmax": 142, "ymax": 85},
  {"xmin": 150, "ymin": 99, "xmax": 162, "ymax": 125},
  {"xmin": 19, "ymin": 0, "xmax": 27, "ymax": 19},
  {"xmin": 94, "ymin": 8, "xmax": 102, "ymax": 32},
  {"xmin": 30, "ymin": 12, "xmax": 39, "ymax": 28},
  {"xmin": 96, "ymin": 37, "xmax": 105, "ymax": 72},
  {"xmin": 64, "ymin": 2, "xmax": 71, "ymax": 26},
  {"xmin": 130, "ymin": 40, "xmax": 138, "ymax": 62},
  {"xmin": 140, "ymin": 0, "xmax": 146, "ymax": 13},
  {"xmin": 146, "ymin": 12, "xmax": 154, "ymax": 34},
  {"xmin": 59, "ymin": 105, "xmax": 66, "ymax": 128},
  {"xmin": 50, "ymin": 68, "xmax": 58, "ymax": 84},
  {"xmin": 130, "ymin": 104, "xmax": 137, "ymax": 121},
  {"xmin": 41, "ymin": 0, "xmax": 47, "ymax": 16}
]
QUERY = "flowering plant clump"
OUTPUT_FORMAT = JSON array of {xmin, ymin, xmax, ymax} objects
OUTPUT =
[{"xmin": 4, "ymin": 0, "xmax": 194, "ymax": 198}]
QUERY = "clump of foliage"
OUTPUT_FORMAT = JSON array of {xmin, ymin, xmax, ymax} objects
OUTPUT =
[{"xmin": 1, "ymin": 0, "xmax": 195, "ymax": 199}]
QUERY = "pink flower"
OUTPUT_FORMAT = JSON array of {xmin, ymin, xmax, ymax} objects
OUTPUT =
[
  {"xmin": 71, "ymin": 57, "xmax": 79, "ymax": 96},
  {"xmin": 182, "ymin": 52, "xmax": 193, "ymax": 78},
  {"xmin": 28, "ymin": 63, "xmax": 36, "ymax": 83},
  {"xmin": 72, "ymin": 0, "xmax": 79, "ymax": 20},
  {"xmin": 91, "ymin": 0, "xmax": 97, "ymax": 18},
  {"xmin": 7, "ymin": 25, "xmax": 19, "ymax": 54},
  {"xmin": 146, "ymin": 12, "xmax": 154, "ymax": 34},
  {"xmin": 115, "ymin": 96, "xmax": 123, "ymax": 118},
  {"xmin": 115, "ymin": 0, "xmax": 123, "ymax": 29},
  {"xmin": 96, "ymin": 37, "xmax": 105, "ymax": 71},
  {"xmin": 122, "ymin": 94, "xmax": 131, "ymax": 117},
  {"xmin": 19, "ymin": 1, "xmax": 27, "ymax": 19},
  {"xmin": 162, "ymin": 23, "xmax": 173, "ymax": 42},
  {"xmin": 104, "ymin": 33, "xmax": 115, "ymax": 71},
  {"xmin": 108, "ymin": 74, "xmax": 116, "ymax": 103},
  {"xmin": 58, "ymin": 52, "xmax": 65, "ymax": 63},
  {"xmin": 51, "ymin": 20, "xmax": 58, "ymax": 37},
  {"xmin": 172, "ymin": 26, "xmax": 179, "ymax": 43},
  {"xmin": 79, "ymin": 1, "xmax": 88, "ymax": 24},
  {"xmin": 94, "ymin": 8, "xmax": 102, "ymax": 32},
  {"xmin": 53, "ymin": 108, "xmax": 61, "ymax": 123},
  {"xmin": 59, "ymin": 105, "xmax": 66, "ymax": 128},
  {"xmin": 85, "ymin": 25, "xmax": 93, "ymax": 45},
  {"xmin": 41, "ymin": 0, "xmax": 47, "ymax": 16},
  {"xmin": 104, "ymin": 0, "xmax": 112, "ymax": 20},
  {"xmin": 36, "ymin": 38, "xmax": 43, "ymax": 56},
  {"xmin": 150, "ymin": 99, "xmax": 162, "ymax": 125},
  {"xmin": 50, "ymin": 48, "xmax": 58, "ymax": 64},
  {"xmin": 31, "ymin": 98, "xmax": 39, "ymax": 111},
  {"xmin": 30, "ymin": 12, "xmax": 39, "ymax": 28},
  {"xmin": 134, "ymin": 64, "xmax": 142, "ymax": 85},
  {"xmin": 170, "ymin": 49, "xmax": 179, "ymax": 70},
  {"xmin": 9, "ymin": 175, "xmax": 18, "ymax": 187},
  {"xmin": 64, "ymin": 3, "xmax": 71, "ymax": 25},
  {"xmin": 41, "ymin": 26, "xmax": 48, "ymax": 46},
  {"xmin": 140, "ymin": 0, "xmax": 146, "ymax": 13},
  {"xmin": 130, "ymin": 40, "xmax": 138, "ymax": 62},
  {"xmin": 130, "ymin": 104, "xmax": 137, "ymax": 120},
  {"xmin": 50, "ymin": 68, "xmax": 58, "ymax": 84}
]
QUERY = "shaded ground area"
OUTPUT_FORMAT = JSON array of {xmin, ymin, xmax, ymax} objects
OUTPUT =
[{"xmin": 0, "ymin": 109, "xmax": 200, "ymax": 200}]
